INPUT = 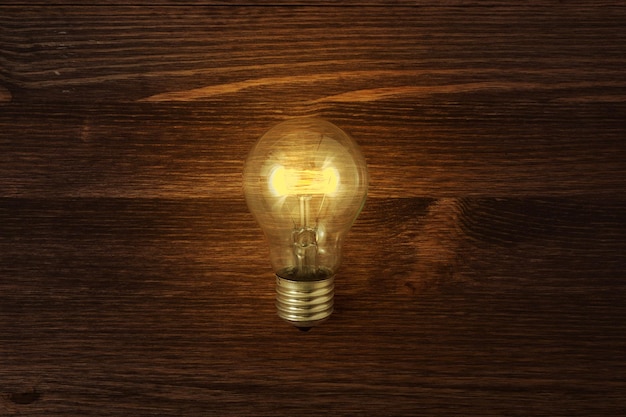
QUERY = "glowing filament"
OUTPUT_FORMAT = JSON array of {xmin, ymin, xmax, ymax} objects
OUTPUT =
[{"xmin": 270, "ymin": 165, "xmax": 339, "ymax": 196}]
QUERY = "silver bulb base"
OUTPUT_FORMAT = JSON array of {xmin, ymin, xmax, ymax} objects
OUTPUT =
[{"xmin": 275, "ymin": 274, "xmax": 334, "ymax": 329}]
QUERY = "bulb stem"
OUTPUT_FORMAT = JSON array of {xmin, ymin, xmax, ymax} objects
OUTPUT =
[{"xmin": 275, "ymin": 273, "xmax": 334, "ymax": 329}]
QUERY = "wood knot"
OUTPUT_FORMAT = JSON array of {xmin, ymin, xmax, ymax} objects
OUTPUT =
[{"xmin": 8, "ymin": 389, "xmax": 41, "ymax": 405}]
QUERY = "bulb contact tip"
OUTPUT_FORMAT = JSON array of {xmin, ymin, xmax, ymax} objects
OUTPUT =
[{"xmin": 275, "ymin": 274, "xmax": 334, "ymax": 329}]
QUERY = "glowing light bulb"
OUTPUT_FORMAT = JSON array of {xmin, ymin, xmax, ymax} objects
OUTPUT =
[{"xmin": 243, "ymin": 118, "xmax": 368, "ymax": 330}]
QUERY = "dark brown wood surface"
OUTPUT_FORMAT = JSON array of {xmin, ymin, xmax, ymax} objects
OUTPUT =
[{"xmin": 1, "ymin": 3, "xmax": 625, "ymax": 416}]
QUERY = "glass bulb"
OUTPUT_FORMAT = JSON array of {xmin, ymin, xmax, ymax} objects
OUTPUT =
[{"xmin": 243, "ymin": 118, "xmax": 368, "ymax": 329}]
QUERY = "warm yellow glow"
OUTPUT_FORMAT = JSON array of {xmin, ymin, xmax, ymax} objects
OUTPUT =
[{"xmin": 269, "ymin": 165, "xmax": 339, "ymax": 196}]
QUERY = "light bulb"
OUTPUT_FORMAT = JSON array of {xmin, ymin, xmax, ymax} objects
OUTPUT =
[{"xmin": 243, "ymin": 118, "xmax": 368, "ymax": 330}]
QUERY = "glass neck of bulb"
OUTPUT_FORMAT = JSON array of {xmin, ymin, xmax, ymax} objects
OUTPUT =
[
  {"xmin": 291, "ymin": 194, "xmax": 321, "ymax": 279},
  {"xmin": 293, "ymin": 226, "xmax": 317, "ymax": 278}
]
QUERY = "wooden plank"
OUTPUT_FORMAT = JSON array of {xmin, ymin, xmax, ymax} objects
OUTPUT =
[
  {"xmin": 1, "ymin": 101, "xmax": 625, "ymax": 198},
  {"xmin": 0, "ymin": 197, "xmax": 625, "ymax": 415},
  {"xmin": 3, "ymin": 1, "xmax": 624, "ymax": 6},
  {"xmin": 3, "ymin": 6, "xmax": 625, "ymax": 95}
]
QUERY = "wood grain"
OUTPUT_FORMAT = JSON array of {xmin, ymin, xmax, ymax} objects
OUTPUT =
[
  {"xmin": 1, "ymin": 3, "xmax": 625, "ymax": 416},
  {"xmin": 1, "ymin": 5, "xmax": 625, "ymax": 198},
  {"xmin": 1, "ymin": 197, "xmax": 625, "ymax": 416}
]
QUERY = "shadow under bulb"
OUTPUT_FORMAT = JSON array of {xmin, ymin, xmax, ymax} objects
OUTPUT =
[{"xmin": 243, "ymin": 118, "xmax": 368, "ymax": 330}]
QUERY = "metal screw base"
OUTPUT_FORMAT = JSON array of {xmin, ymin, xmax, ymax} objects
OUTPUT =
[{"xmin": 275, "ymin": 274, "xmax": 334, "ymax": 329}]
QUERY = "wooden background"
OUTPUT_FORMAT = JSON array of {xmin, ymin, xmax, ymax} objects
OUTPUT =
[{"xmin": 1, "ymin": 2, "xmax": 625, "ymax": 415}]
